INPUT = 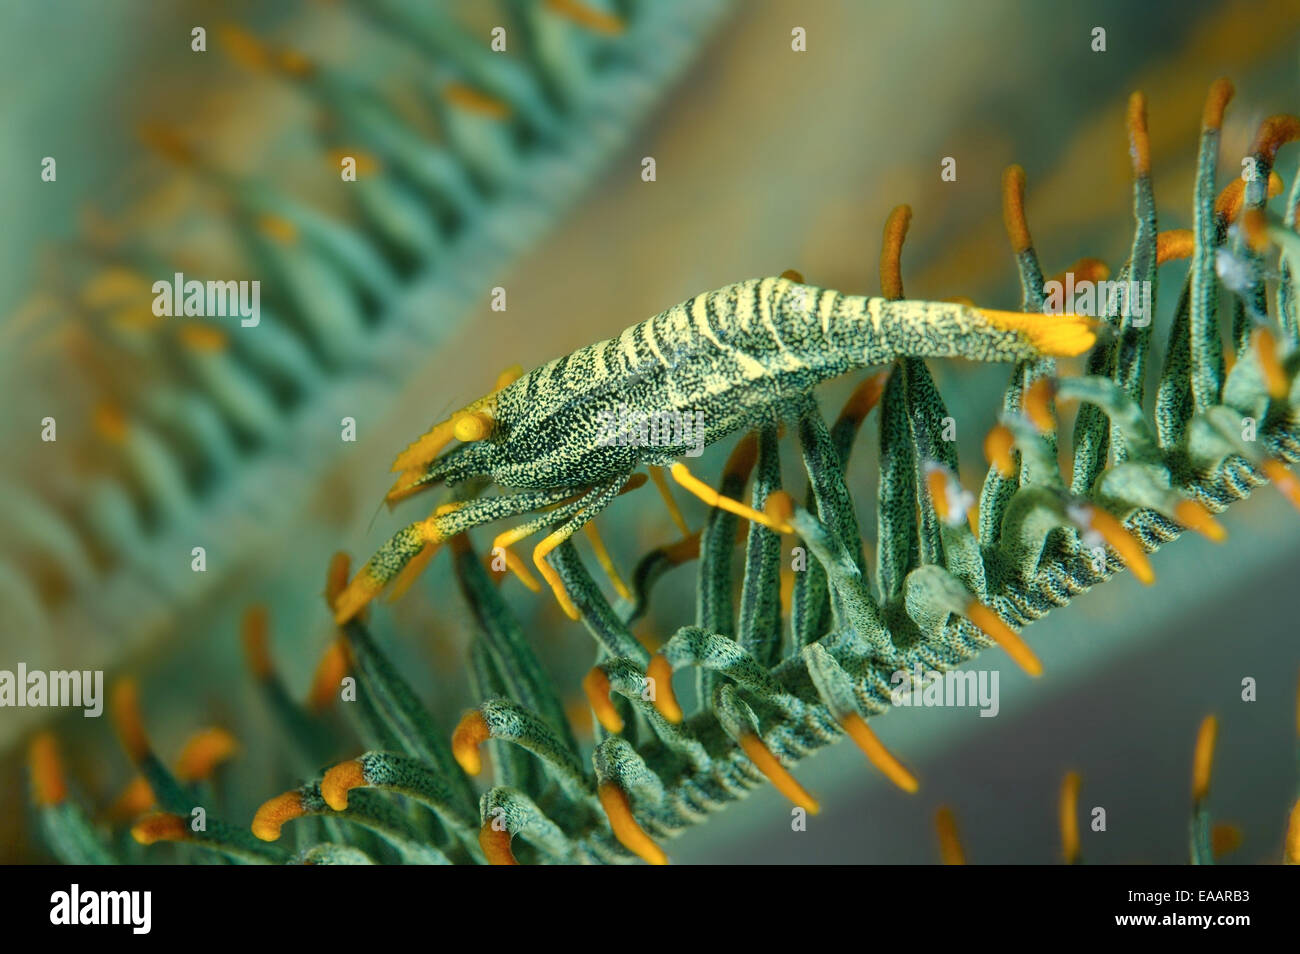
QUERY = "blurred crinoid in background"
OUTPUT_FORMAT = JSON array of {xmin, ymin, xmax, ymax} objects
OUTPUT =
[{"xmin": 1, "ymin": 0, "xmax": 731, "ymax": 856}]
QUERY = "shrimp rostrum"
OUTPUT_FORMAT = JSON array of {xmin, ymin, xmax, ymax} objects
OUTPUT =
[{"xmin": 334, "ymin": 274, "xmax": 1095, "ymax": 623}]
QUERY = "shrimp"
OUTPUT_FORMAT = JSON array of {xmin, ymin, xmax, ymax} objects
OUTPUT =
[{"xmin": 335, "ymin": 275, "xmax": 1095, "ymax": 623}]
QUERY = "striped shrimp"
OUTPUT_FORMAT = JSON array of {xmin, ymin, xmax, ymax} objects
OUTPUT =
[{"xmin": 334, "ymin": 277, "xmax": 1096, "ymax": 622}]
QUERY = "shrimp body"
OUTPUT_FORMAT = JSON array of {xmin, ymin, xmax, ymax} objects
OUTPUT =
[
  {"xmin": 337, "ymin": 275, "xmax": 1093, "ymax": 623},
  {"xmin": 471, "ymin": 276, "xmax": 1089, "ymax": 490}
]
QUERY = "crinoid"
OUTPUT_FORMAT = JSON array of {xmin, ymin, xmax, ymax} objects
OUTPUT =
[{"xmin": 28, "ymin": 80, "xmax": 1300, "ymax": 865}]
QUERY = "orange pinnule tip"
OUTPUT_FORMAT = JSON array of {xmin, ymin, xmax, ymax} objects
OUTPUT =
[
  {"xmin": 479, "ymin": 822, "xmax": 520, "ymax": 865},
  {"xmin": 836, "ymin": 371, "xmax": 890, "ymax": 427},
  {"xmin": 241, "ymin": 605, "xmax": 273, "ymax": 679},
  {"xmin": 108, "ymin": 776, "xmax": 156, "ymax": 822},
  {"xmin": 1215, "ymin": 172, "xmax": 1284, "ymax": 223},
  {"xmin": 1172, "ymin": 499, "xmax": 1226, "ymax": 543},
  {"xmin": 1285, "ymin": 799, "xmax": 1300, "ymax": 864},
  {"xmin": 984, "ymin": 424, "xmax": 1017, "ymax": 478},
  {"xmin": 1023, "ymin": 378, "xmax": 1056, "ymax": 433},
  {"xmin": 93, "ymin": 402, "xmax": 128, "ymax": 443},
  {"xmin": 112, "ymin": 679, "xmax": 151, "ymax": 764},
  {"xmin": 1192, "ymin": 714, "xmax": 1218, "ymax": 802},
  {"xmin": 1127, "ymin": 91, "xmax": 1150, "ymax": 177},
  {"xmin": 277, "ymin": 48, "xmax": 313, "ymax": 78},
  {"xmin": 1156, "ymin": 229, "xmax": 1195, "ymax": 265},
  {"xmin": 1261, "ymin": 459, "xmax": 1300, "ymax": 512},
  {"xmin": 582, "ymin": 668, "xmax": 624, "ymax": 734},
  {"xmin": 598, "ymin": 781, "xmax": 668, "ymax": 864},
  {"xmin": 452, "ymin": 710, "xmax": 491, "ymax": 776},
  {"xmin": 443, "ymin": 82, "xmax": 511, "ymax": 119},
  {"xmin": 724, "ymin": 432, "xmax": 760, "ymax": 482},
  {"xmin": 1081, "ymin": 506, "xmax": 1155, "ymax": 585},
  {"xmin": 178, "ymin": 324, "xmax": 228, "ymax": 352},
  {"xmin": 252, "ymin": 791, "xmax": 306, "ymax": 841},
  {"xmin": 1214, "ymin": 180, "xmax": 1245, "ymax": 223},
  {"xmin": 1250, "ymin": 114, "xmax": 1300, "ymax": 164},
  {"xmin": 926, "ymin": 466, "xmax": 951, "ymax": 523},
  {"xmin": 840, "ymin": 713, "xmax": 918, "ymax": 793},
  {"xmin": 1060, "ymin": 771, "xmax": 1081, "ymax": 864},
  {"xmin": 217, "ymin": 24, "xmax": 273, "ymax": 72},
  {"xmin": 880, "ymin": 204, "xmax": 912, "ymax": 300},
  {"xmin": 1050, "ymin": 257, "xmax": 1110, "ymax": 288},
  {"xmin": 935, "ymin": 806, "xmax": 965, "ymax": 865},
  {"xmin": 137, "ymin": 122, "xmax": 195, "ymax": 166},
  {"xmin": 645, "ymin": 654, "xmax": 682, "ymax": 723},
  {"xmin": 321, "ymin": 759, "xmax": 367, "ymax": 811},
  {"xmin": 1202, "ymin": 78, "xmax": 1233, "ymax": 131},
  {"xmin": 1074, "ymin": 257, "xmax": 1110, "ymax": 283},
  {"xmin": 258, "ymin": 215, "xmax": 298, "ymax": 244},
  {"xmin": 333, "ymin": 567, "xmax": 384, "ymax": 625},
  {"xmin": 28, "ymin": 732, "xmax": 67, "ymax": 807},
  {"xmin": 546, "ymin": 0, "xmax": 626, "ymax": 34},
  {"xmin": 131, "ymin": 813, "xmax": 189, "ymax": 846},
  {"xmin": 1001, "ymin": 165, "xmax": 1032, "ymax": 253},
  {"xmin": 175, "ymin": 727, "xmax": 239, "ymax": 783},
  {"xmin": 738, "ymin": 732, "xmax": 820, "ymax": 814},
  {"xmin": 780, "ymin": 567, "xmax": 794, "ymax": 616},
  {"xmin": 779, "ymin": 268, "xmax": 805, "ymax": 283},
  {"xmin": 1252, "ymin": 327, "xmax": 1288, "ymax": 400},
  {"xmin": 325, "ymin": 552, "xmax": 351, "ymax": 609},
  {"xmin": 82, "ymin": 267, "xmax": 149, "ymax": 309},
  {"xmin": 1211, "ymin": 823, "xmax": 1243, "ymax": 858},
  {"xmin": 965, "ymin": 600, "xmax": 1042, "ymax": 677},
  {"xmin": 308, "ymin": 640, "xmax": 350, "ymax": 712}
]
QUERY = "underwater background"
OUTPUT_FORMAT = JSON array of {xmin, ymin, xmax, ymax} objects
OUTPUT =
[{"xmin": 3, "ymin": 0, "xmax": 1299, "ymax": 863}]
